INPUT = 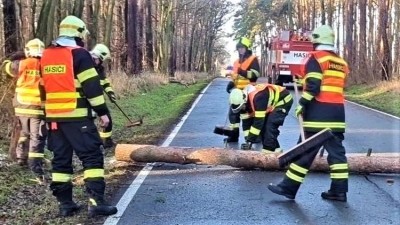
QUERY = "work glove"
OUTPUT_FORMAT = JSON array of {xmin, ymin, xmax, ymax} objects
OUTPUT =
[
  {"xmin": 108, "ymin": 92, "xmax": 117, "ymax": 103},
  {"xmin": 226, "ymin": 81, "xmax": 235, "ymax": 93},
  {"xmin": 1, "ymin": 60, "xmax": 11, "ymax": 77},
  {"xmin": 237, "ymin": 68, "xmax": 248, "ymax": 78},
  {"xmin": 295, "ymin": 105, "xmax": 304, "ymax": 117}
]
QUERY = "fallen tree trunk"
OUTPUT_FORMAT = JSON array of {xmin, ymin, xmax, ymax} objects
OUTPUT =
[{"xmin": 115, "ymin": 144, "xmax": 400, "ymax": 174}]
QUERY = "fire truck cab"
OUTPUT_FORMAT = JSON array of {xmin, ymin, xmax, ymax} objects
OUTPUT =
[{"xmin": 266, "ymin": 30, "xmax": 313, "ymax": 85}]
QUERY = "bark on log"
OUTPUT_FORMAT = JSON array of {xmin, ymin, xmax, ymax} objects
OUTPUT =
[{"xmin": 115, "ymin": 144, "xmax": 400, "ymax": 174}]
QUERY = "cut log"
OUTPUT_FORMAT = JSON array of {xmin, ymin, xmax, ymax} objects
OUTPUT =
[{"xmin": 115, "ymin": 144, "xmax": 400, "ymax": 174}]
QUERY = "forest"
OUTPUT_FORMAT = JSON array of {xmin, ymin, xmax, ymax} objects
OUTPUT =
[
  {"xmin": 0, "ymin": 0, "xmax": 397, "ymax": 84},
  {"xmin": 0, "ymin": 0, "xmax": 231, "ymax": 76}
]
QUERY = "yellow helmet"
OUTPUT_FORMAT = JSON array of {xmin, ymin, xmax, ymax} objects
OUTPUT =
[
  {"xmin": 90, "ymin": 44, "xmax": 111, "ymax": 61},
  {"xmin": 59, "ymin": 15, "xmax": 89, "ymax": 39},
  {"xmin": 229, "ymin": 88, "xmax": 246, "ymax": 113},
  {"xmin": 24, "ymin": 38, "xmax": 45, "ymax": 57},
  {"xmin": 311, "ymin": 25, "xmax": 335, "ymax": 46},
  {"xmin": 236, "ymin": 37, "xmax": 252, "ymax": 49}
]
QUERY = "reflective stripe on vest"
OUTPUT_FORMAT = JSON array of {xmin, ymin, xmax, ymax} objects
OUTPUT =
[
  {"xmin": 248, "ymin": 83, "xmax": 286, "ymax": 113},
  {"xmin": 41, "ymin": 47, "xmax": 78, "ymax": 116},
  {"xmin": 232, "ymin": 55, "xmax": 256, "ymax": 89},
  {"xmin": 15, "ymin": 58, "xmax": 42, "ymax": 106},
  {"xmin": 312, "ymin": 51, "xmax": 348, "ymax": 104}
]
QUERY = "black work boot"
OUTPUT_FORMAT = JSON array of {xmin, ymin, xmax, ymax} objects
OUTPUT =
[
  {"xmin": 321, "ymin": 190, "xmax": 347, "ymax": 202},
  {"xmin": 59, "ymin": 201, "xmax": 81, "ymax": 217},
  {"xmin": 88, "ymin": 198, "xmax": 118, "ymax": 217},
  {"xmin": 224, "ymin": 136, "xmax": 238, "ymax": 143},
  {"xmin": 268, "ymin": 183, "xmax": 296, "ymax": 200}
]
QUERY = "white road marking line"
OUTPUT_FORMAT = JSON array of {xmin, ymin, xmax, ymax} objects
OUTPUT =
[
  {"xmin": 345, "ymin": 100, "xmax": 400, "ymax": 120},
  {"xmin": 103, "ymin": 81, "xmax": 213, "ymax": 225}
]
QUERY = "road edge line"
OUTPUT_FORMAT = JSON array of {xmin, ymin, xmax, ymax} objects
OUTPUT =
[
  {"xmin": 103, "ymin": 81, "xmax": 213, "ymax": 225},
  {"xmin": 346, "ymin": 99, "xmax": 400, "ymax": 120}
]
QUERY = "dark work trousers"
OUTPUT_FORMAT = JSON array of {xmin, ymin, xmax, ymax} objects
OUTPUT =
[
  {"xmin": 260, "ymin": 99, "xmax": 293, "ymax": 151},
  {"xmin": 228, "ymin": 107, "xmax": 240, "ymax": 138},
  {"xmin": 99, "ymin": 111, "xmax": 113, "ymax": 140},
  {"xmin": 279, "ymin": 131, "xmax": 348, "ymax": 195},
  {"xmin": 48, "ymin": 119, "xmax": 106, "ymax": 203},
  {"xmin": 16, "ymin": 116, "xmax": 46, "ymax": 175}
]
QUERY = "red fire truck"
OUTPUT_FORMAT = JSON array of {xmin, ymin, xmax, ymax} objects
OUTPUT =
[{"xmin": 266, "ymin": 30, "xmax": 314, "ymax": 85}]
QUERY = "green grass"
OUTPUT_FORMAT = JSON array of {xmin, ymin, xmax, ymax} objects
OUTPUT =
[
  {"xmin": 0, "ymin": 80, "xmax": 209, "ymax": 225},
  {"xmin": 110, "ymin": 82, "xmax": 208, "ymax": 145},
  {"xmin": 345, "ymin": 82, "xmax": 400, "ymax": 117}
]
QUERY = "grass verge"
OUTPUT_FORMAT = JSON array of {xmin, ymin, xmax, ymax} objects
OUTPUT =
[
  {"xmin": 0, "ymin": 78, "xmax": 209, "ymax": 225},
  {"xmin": 345, "ymin": 80, "xmax": 400, "ymax": 117}
]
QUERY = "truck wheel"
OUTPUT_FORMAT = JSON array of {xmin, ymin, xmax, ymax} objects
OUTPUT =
[
  {"xmin": 267, "ymin": 76, "xmax": 272, "ymax": 84},
  {"xmin": 272, "ymin": 68, "xmax": 283, "ymax": 86}
]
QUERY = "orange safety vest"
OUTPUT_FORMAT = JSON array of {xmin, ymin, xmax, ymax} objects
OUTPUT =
[
  {"xmin": 232, "ymin": 55, "xmax": 257, "ymax": 89},
  {"xmin": 41, "ymin": 47, "xmax": 78, "ymax": 117},
  {"xmin": 248, "ymin": 83, "xmax": 286, "ymax": 114},
  {"xmin": 310, "ymin": 51, "xmax": 348, "ymax": 104},
  {"xmin": 14, "ymin": 57, "xmax": 44, "ymax": 116}
]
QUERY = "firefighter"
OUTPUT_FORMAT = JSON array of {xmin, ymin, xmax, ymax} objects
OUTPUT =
[
  {"xmin": 40, "ymin": 15, "xmax": 117, "ymax": 217},
  {"xmin": 229, "ymin": 83, "xmax": 293, "ymax": 153},
  {"xmin": 1, "ymin": 39, "xmax": 47, "ymax": 180},
  {"xmin": 90, "ymin": 43, "xmax": 116, "ymax": 148},
  {"xmin": 225, "ymin": 37, "xmax": 260, "ymax": 142},
  {"xmin": 268, "ymin": 25, "xmax": 349, "ymax": 202}
]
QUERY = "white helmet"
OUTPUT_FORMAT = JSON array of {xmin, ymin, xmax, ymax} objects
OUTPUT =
[
  {"xmin": 229, "ymin": 88, "xmax": 246, "ymax": 113},
  {"xmin": 24, "ymin": 38, "xmax": 45, "ymax": 57},
  {"xmin": 59, "ymin": 15, "xmax": 89, "ymax": 39},
  {"xmin": 90, "ymin": 44, "xmax": 111, "ymax": 61}
]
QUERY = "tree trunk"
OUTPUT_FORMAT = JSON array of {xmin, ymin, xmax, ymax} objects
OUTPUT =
[
  {"xmin": 344, "ymin": 0, "xmax": 354, "ymax": 71},
  {"xmin": 377, "ymin": 0, "xmax": 391, "ymax": 80},
  {"xmin": 3, "ymin": 0, "xmax": 19, "ymax": 55},
  {"xmin": 36, "ymin": 0, "xmax": 51, "ymax": 43},
  {"xmin": 320, "ymin": 0, "xmax": 325, "ymax": 25},
  {"xmin": 44, "ymin": 0, "xmax": 58, "ymax": 45},
  {"xmin": 126, "ymin": 0, "xmax": 140, "ymax": 75},
  {"xmin": 327, "ymin": 0, "xmax": 333, "ymax": 25},
  {"xmin": 104, "ymin": 0, "xmax": 116, "ymax": 48},
  {"xmin": 393, "ymin": 0, "xmax": 400, "ymax": 75},
  {"xmin": 72, "ymin": 0, "xmax": 84, "ymax": 18},
  {"xmin": 145, "ymin": 0, "xmax": 154, "ymax": 70},
  {"xmin": 115, "ymin": 144, "xmax": 400, "ymax": 174},
  {"xmin": 358, "ymin": 0, "xmax": 368, "ymax": 83}
]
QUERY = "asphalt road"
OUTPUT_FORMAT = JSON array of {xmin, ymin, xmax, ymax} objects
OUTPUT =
[{"xmin": 106, "ymin": 78, "xmax": 400, "ymax": 225}]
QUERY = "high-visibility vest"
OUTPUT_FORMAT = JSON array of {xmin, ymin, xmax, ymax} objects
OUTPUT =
[
  {"xmin": 310, "ymin": 51, "xmax": 348, "ymax": 104},
  {"xmin": 232, "ymin": 55, "xmax": 256, "ymax": 89},
  {"xmin": 14, "ymin": 57, "xmax": 44, "ymax": 117},
  {"xmin": 41, "ymin": 46, "xmax": 82, "ymax": 119},
  {"xmin": 248, "ymin": 83, "xmax": 287, "ymax": 114}
]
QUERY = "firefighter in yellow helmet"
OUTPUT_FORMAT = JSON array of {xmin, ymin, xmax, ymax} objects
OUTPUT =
[
  {"xmin": 1, "ymin": 38, "xmax": 47, "ymax": 181},
  {"xmin": 90, "ymin": 44, "xmax": 116, "ymax": 148},
  {"xmin": 268, "ymin": 25, "xmax": 349, "ymax": 202},
  {"xmin": 229, "ymin": 83, "xmax": 292, "ymax": 152},
  {"xmin": 225, "ymin": 37, "xmax": 260, "ymax": 143},
  {"xmin": 40, "ymin": 15, "xmax": 117, "ymax": 217}
]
